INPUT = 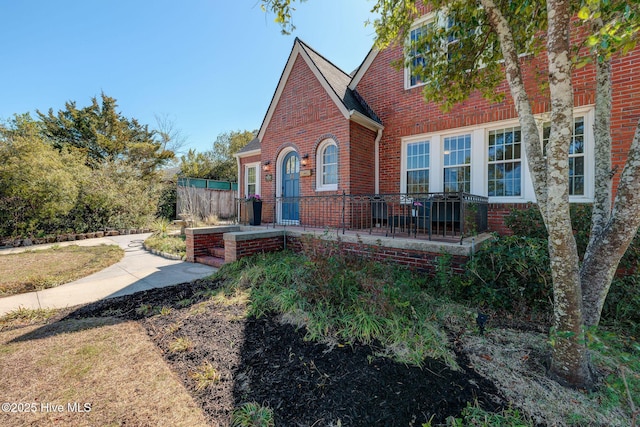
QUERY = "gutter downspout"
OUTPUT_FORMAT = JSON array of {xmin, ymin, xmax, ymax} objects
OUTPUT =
[
  {"xmin": 235, "ymin": 154, "xmax": 241, "ymax": 223},
  {"xmin": 374, "ymin": 128, "xmax": 383, "ymax": 194}
]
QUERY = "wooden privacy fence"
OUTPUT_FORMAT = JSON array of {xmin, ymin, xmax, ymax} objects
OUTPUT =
[{"xmin": 176, "ymin": 178, "xmax": 237, "ymax": 221}]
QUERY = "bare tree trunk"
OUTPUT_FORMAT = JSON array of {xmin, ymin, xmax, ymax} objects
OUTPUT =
[
  {"xmin": 589, "ymin": 31, "xmax": 613, "ymax": 238},
  {"xmin": 545, "ymin": 0, "xmax": 592, "ymax": 389},
  {"xmin": 480, "ymin": 0, "xmax": 548, "ymax": 224},
  {"xmin": 482, "ymin": 0, "xmax": 592, "ymax": 389},
  {"xmin": 581, "ymin": 119, "xmax": 640, "ymax": 327}
]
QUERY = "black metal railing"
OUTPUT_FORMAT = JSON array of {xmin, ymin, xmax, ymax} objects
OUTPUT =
[{"xmin": 237, "ymin": 192, "xmax": 488, "ymax": 243}]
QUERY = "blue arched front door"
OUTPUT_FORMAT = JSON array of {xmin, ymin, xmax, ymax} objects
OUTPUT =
[{"xmin": 282, "ymin": 151, "xmax": 300, "ymax": 222}]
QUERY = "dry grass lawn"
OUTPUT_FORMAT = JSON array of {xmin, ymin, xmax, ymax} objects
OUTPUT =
[
  {"xmin": 0, "ymin": 316, "xmax": 209, "ymax": 427},
  {"xmin": 0, "ymin": 245, "xmax": 124, "ymax": 297}
]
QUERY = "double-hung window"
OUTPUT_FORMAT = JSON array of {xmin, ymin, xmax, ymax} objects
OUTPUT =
[
  {"xmin": 245, "ymin": 163, "xmax": 259, "ymax": 197},
  {"xmin": 408, "ymin": 23, "xmax": 430, "ymax": 87},
  {"xmin": 488, "ymin": 127, "xmax": 522, "ymax": 197},
  {"xmin": 443, "ymin": 134, "xmax": 471, "ymax": 192},
  {"xmin": 406, "ymin": 140, "xmax": 430, "ymax": 194},
  {"xmin": 543, "ymin": 117, "xmax": 586, "ymax": 196}
]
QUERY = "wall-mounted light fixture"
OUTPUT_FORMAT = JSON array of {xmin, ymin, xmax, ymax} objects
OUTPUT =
[
  {"xmin": 263, "ymin": 160, "xmax": 271, "ymax": 171},
  {"xmin": 301, "ymin": 154, "xmax": 309, "ymax": 167}
]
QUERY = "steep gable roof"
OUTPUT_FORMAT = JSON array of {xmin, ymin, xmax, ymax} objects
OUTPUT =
[
  {"xmin": 257, "ymin": 38, "xmax": 382, "ymax": 141},
  {"xmin": 348, "ymin": 48, "xmax": 379, "ymax": 90}
]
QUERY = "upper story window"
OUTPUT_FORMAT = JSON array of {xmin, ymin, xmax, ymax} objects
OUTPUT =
[
  {"xmin": 443, "ymin": 134, "xmax": 471, "ymax": 192},
  {"xmin": 408, "ymin": 23, "xmax": 431, "ymax": 87},
  {"xmin": 543, "ymin": 117, "xmax": 586, "ymax": 196},
  {"xmin": 316, "ymin": 139, "xmax": 338, "ymax": 191},
  {"xmin": 488, "ymin": 127, "xmax": 522, "ymax": 197},
  {"xmin": 406, "ymin": 14, "xmax": 435, "ymax": 89},
  {"xmin": 446, "ymin": 16, "xmax": 458, "ymax": 62},
  {"xmin": 405, "ymin": 11, "xmax": 480, "ymax": 90}
]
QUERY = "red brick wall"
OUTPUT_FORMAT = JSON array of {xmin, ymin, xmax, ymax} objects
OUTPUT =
[
  {"xmin": 286, "ymin": 234, "xmax": 467, "ymax": 274},
  {"xmin": 186, "ymin": 231, "xmax": 225, "ymax": 262},
  {"xmin": 354, "ymin": 2, "xmax": 639, "ymax": 200},
  {"xmin": 224, "ymin": 236, "xmax": 285, "ymax": 262},
  {"xmin": 349, "ymin": 121, "xmax": 377, "ymax": 194},
  {"xmin": 260, "ymin": 55, "xmax": 350, "ymax": 207}
]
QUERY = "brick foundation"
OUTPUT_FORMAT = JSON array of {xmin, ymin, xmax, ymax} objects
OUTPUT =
[
  {"xmin": 187, "ymin": 226, "xmax": 488, "ymax": 274},
  {"xmin": 185, "ymin": 226, "xmax": 240, "ymax": 262}
]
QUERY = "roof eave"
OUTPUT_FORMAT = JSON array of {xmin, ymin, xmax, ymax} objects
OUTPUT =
[
  {"xmin": 349, "ymin": 110, "xmax": 384, "ymax": 131},
  {"xmin": 348, "ymin": 47, "xmax": 379, "ymax": 90},
  {"xmin": 235, "ymin": 148, "xmax": 261, "ymax": 159}
]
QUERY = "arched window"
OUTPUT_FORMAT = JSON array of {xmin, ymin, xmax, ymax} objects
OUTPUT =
[{"xmin": 316, "ymin": 139, "xmax": 338, "ymax": 191}]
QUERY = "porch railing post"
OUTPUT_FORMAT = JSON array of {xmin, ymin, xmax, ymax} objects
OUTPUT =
[
  {"xmin": 459, "ymin": 191, "xmax": 465, "ymax": 244},
  {"xmin": 342, "ymin": 190, "xmax": 346, "ymax": 235}
]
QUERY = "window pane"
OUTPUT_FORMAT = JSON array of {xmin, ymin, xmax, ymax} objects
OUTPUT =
[
  {"xmin": 323, "ymin": 164, "xmax": 337, "ymax": 185},
  {"xmin": 444, "ymin": 135, "xmax": 471, "ymax": 193},
  {"xmin": 321, "ymin": 144, "xmax": 337, "ymax": 186},
  {"xmin": 406, "ymin": 141, "xmax": 430, "ymax": 194},
  {"xmin": 488, "ymin": 127, "xmax": 521, "ymax": 197},
  {"xmin": 408, "ymin": 170, "xmax": 429, "ymax": 193}
]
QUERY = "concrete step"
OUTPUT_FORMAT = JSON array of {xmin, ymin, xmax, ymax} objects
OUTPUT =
[
  {"xmin": 195, "ymin": 255, "xmax": 225, "ymax": 268},
  {"xmin": 209, "ymin": 246, "xmax": 225, "ymax": 258}
]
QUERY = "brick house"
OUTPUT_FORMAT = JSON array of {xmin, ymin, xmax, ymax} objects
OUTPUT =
[{"xmin": 236, "ymin": 4, "xmax": 640, "ymax": 236}]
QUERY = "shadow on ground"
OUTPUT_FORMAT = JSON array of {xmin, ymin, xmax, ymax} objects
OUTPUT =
[{"xmin": 7, "ymin": 278, "xmax": 506, "ymax": 426}]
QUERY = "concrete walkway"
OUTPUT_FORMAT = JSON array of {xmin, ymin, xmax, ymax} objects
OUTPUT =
[{"xmin": 0, "ymin": 233, "xmax": 217, "ymax": 316}]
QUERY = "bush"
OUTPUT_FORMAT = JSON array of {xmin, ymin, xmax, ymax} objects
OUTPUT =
[
  {"xmin": 602, "ymin": 274, "xmax": 640, "ymax": 338},
  {"xmin": 64, "ymin": 162, "xmax": 161, "ymax": 233},
  {"xmin": 505, "ymin": 204, "xmax": 640, "ymax": 267},
  {"xmin": 464, "ymin": 235, "xmax": 552, "ymax": 315},
  {"xmin": 0, "ymin": 130, "xmax": 85, "ymax": 236},
  {"xmin": 157, "ymin": 180, "xmax": 177, "ymax": 220},
  {"xmin": 503, "ymin": 204, "xmax": 640, "ymax": 332}
]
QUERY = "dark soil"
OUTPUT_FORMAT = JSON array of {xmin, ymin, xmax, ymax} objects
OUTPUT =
[{"xmin": 66, "ymin": 279, "xmax": 508, "ymax": 426}]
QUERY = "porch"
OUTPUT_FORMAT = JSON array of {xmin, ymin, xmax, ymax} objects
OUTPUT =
[
  {"xmin": 237, "ymin": 192, "xmax": 489, "ymax": 245},
  {"xmin": 186, "ymin": 224, "xmax": 493, "ymax": 273}
]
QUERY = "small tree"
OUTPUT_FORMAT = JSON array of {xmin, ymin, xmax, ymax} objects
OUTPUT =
[{"xmin": 37, "ymin": 93, "xmax": 174, "ymax": 177}]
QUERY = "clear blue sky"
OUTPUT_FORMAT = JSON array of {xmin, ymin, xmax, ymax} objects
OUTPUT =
[{"xmin": 0, "ymin": 0, "xmax": 377, "ymax": 154}]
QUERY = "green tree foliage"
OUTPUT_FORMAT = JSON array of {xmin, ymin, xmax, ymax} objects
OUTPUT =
[
  {"xmin": 210, "ymin": 130, "xmax": 255, "ymax": 181},
  {"xmin": 0, "ymin": 94, "xmax": 175, "ymax": 237},
  {"xmin": 37, "ymin": 93, "xmax": 174, "ymax": 177},
  {"xmin": 178, "ymin": 130, "xmax": 255, "ymax": 181},
  {"xmin": 67, "ymin": 162, "xmax": 161, "ymax": 232},
  {"xmin": 178, "ymin": 149, "xmax": 216, "ymax": 179},
  {"xmin": 0, "ymin": 115, "xmax": 86, "ymax": 235}
]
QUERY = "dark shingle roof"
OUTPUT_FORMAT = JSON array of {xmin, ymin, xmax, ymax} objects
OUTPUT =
[
  {"xmin": 237, "ymin": 137, "xmax": 261, "ymax": 154},
  {"xmin": 297, "ymin": 39, "xmax": 381, "ymax": 125}
]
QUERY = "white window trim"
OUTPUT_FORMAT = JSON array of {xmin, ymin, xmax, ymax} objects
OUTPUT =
[
  {"xmin": 405, "ymin": 139, "xmax": 431, "ymax": 194},
  {"xmin": 537, "ymin": 106, "xmax": 594, "ymax": 203},
  {"xmin": 443, "ymin": 132, "xmax": 473, "ymax": 193},
  {"xmin": 399, "ymin": 106, "xmax": 595, "ymax": 204},
  {"xmin": 244, "ymin": 162, "xmax": 260, "ymax": 198},
  {"xmin": 400, "ymin": 136, "xmax": 432, "ymax": 196},
  {"xmin": 316, "ymin": 139, "xmax": 338, "ymax": 192},
  {"xmin": 404, "ymin": 13, "xmax": 437, "ymax": 90}
]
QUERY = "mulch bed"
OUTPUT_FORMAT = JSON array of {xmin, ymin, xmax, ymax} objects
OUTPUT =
[{"xmin": 66, "ymin": 279, "xmax": 507, "ymax": 426}]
